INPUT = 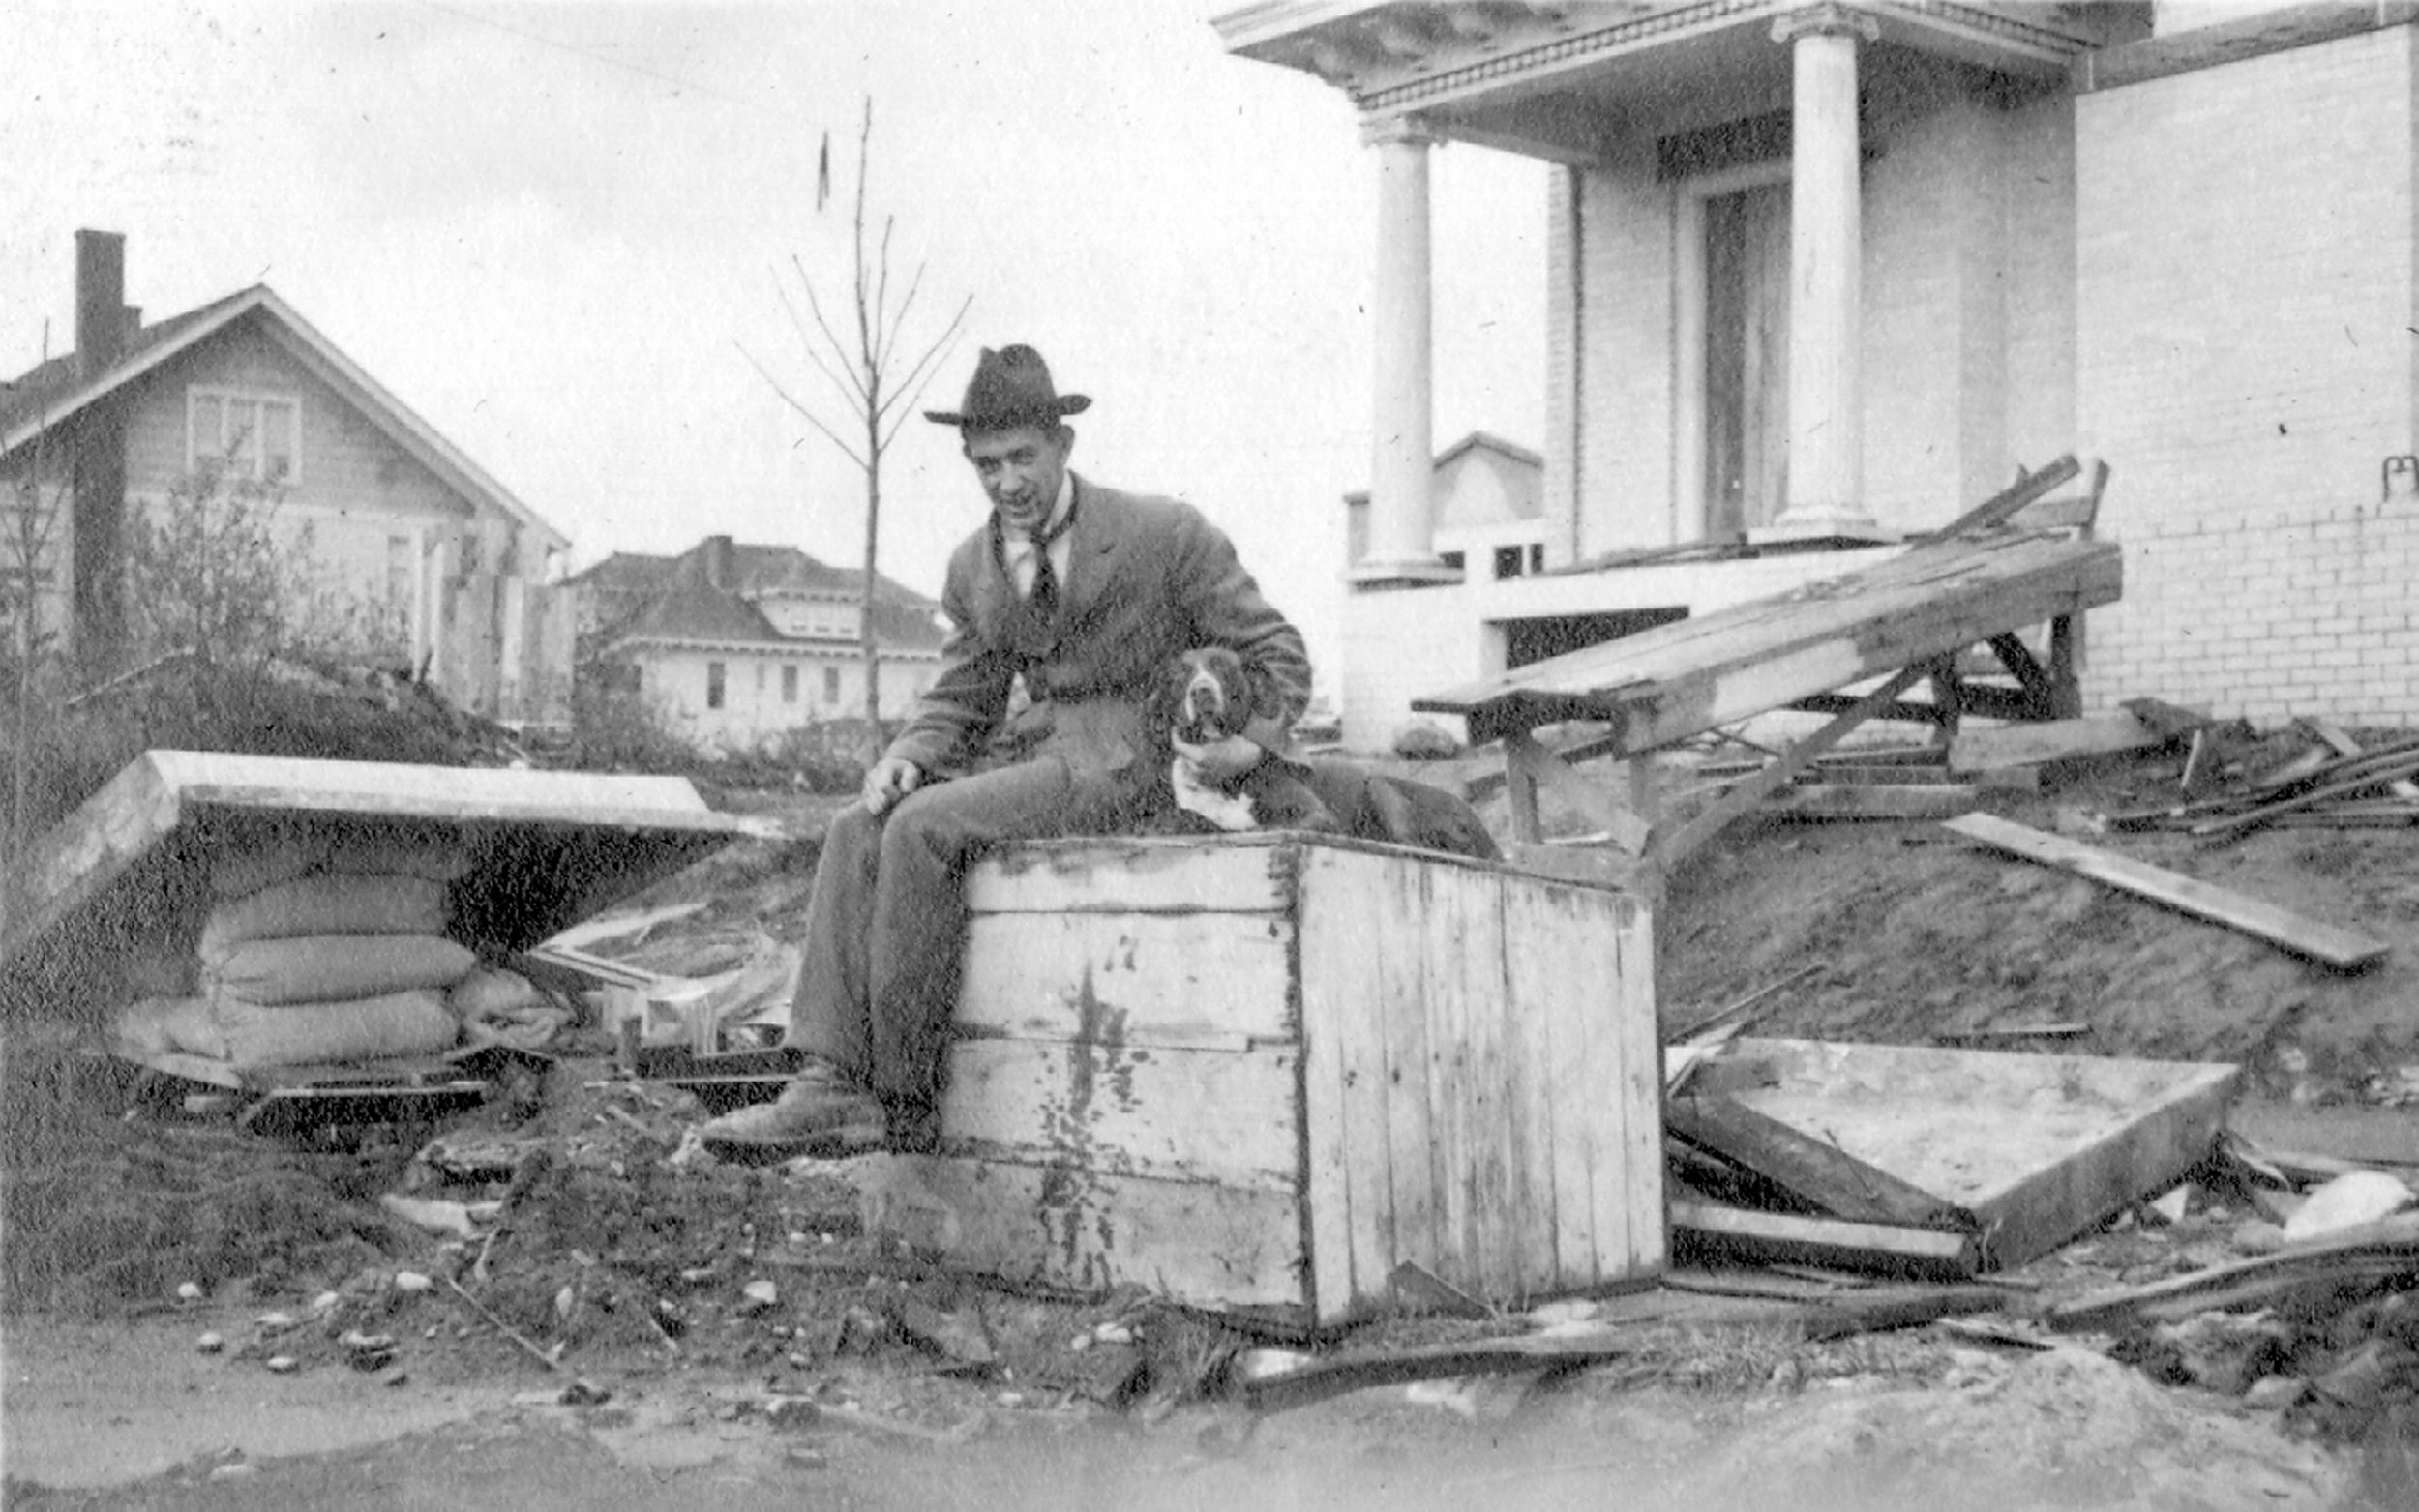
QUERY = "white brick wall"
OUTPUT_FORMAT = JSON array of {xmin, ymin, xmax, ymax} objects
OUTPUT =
[
  {"xmin": 2076, "ymin": 25, "xmax": 2419, "ymax": 725},
  {"xmin": 2087, "ymin": 499, "xmax": 2419, "ymax": 724}
]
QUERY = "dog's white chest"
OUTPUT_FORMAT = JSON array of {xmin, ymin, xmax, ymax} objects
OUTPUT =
[{"xmin": 1169, "ymin": 759, "xmax": 1259, "ymax": 833}]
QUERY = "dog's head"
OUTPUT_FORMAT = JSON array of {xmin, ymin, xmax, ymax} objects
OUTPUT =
[{"xmin": 1152, "ymin": 646, "xmax": 1267, "ymax": 747}]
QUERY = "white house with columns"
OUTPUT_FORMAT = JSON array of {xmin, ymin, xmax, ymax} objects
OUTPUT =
[{"xmin": 1220, "ymin": 0, "xmax": 2419, "ymax": 752}]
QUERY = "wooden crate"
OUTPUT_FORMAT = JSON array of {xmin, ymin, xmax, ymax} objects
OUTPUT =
[{"xmin": 844, "ymin": 833, "xmax": 1663, "ymax": 1330}]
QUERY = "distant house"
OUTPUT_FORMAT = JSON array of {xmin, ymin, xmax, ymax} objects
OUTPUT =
[
  {"xmin": 1347, "ymin": 431, "xmax": 1547, "ymax": 582},
  {"xmin": 1223, "ymin": 2, "xmax": 2419, "ymax": 748},
  {"xmin": 571, "ymin": 535, "xmax": 946, "ymax": 751},
  {"xmin": 0, "ymin": 229, "xmax": 572, "ymax": 726}
]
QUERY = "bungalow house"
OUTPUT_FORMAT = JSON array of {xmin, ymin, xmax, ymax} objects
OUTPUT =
[
  {"xmin": 572, "ymin": 535, "xmax": 946, "ymax": 751},
  {"xmin": 0, "ymin": 229, "xmax": 573, "ymax": 726},
  {"xmin": 1219, "ymin": 2, "xmax": 2419, "ymax": 751}
]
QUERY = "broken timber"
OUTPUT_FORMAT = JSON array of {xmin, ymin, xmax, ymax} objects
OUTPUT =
[
  {"xmin": 1942, "ymin": 813, "xmax": 2388, "ymax": 971},
  {"xmin": 1675, "ymin": 1039, "xmax": 2239, "ymax": 1273},
  {"xmin": 1415, "ymin": 458, "xmax": 2119, "ymax": 865}
]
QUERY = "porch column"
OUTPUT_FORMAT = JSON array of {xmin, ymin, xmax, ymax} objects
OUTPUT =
[
  {"xmin": 1763, "ymin": 2, "xmax": 1880, "ymax": 540},
  {"xmin": 1357, "ymin": 114, "xmax": 1455, "ymax": 585}
]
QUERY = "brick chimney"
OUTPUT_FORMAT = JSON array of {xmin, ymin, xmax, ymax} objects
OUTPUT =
[
  {"xmin": 75, "ymin": 229, "xmax": 128, "ymax": 381},
  {"xmin": 704, "ymin": 534, "xmax": 735, "ymax": 592},
  {"xmin": 69, "ymin": 229, "xmax": 132, "ymax": 671}
]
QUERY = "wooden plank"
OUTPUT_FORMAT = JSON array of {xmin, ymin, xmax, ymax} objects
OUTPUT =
[
  {"xmin": 956, "ymin": 912, "xmax": 1299, "ymax": 1048},
  {"xmin": 1947, "ymin": 711, "xmax": 2166, "ymax": 774},
  {"xmin": 2047, "ymin": 1213, "xmax": 2419, "ymax": 1330},
  {"xmin": 843, "ymin": 1153, "xmax": 1310, "ymax": 1319},
  {"xmin": 1651, "ymin": 666, "xmax": 1926, "ymax": 868},
  {"xmin": 1504, "ymin": 729, "xmax": 1652, "ymax": 850},
  {"xmin": 1669, "ymin": 1200, "xmax": 1980, "ymax": 1277},
  {"xmin": 1324, "ymin": 848, "xmax": 1408, "ymax": 1314},
  {"xmin": 1762, "ymin": 784, "xmax": 1981, "ymax": 820},
  {"xmin": 1911, "ymin": 456, "xmax": 2080, "ymax": 543},
  {"xmin": 1371, "ymin": 853, "xmax": 1440, "ymax": 1298},
  {"xmin": 1416, "ymin": 532, "xmax": 2121, "ymax": 741},
  {"xmin": 1666, "ymin": 1094, "xmax": 1971, "ymax": 1230},
  {"xmin": 1973, "ymin": 1059, "xmax": 2240, "ymax": 1270},
  {"xmin": 1496, "ymin": 872, "xmax": 1560, "ymax": 1301},
  {"xmin": 1424, "ymin": 855, "xmax": 1481, "ymax": 1299},
  {"xmin": 964, "ymin": 837, "xmax": 1292, "ymax": 914},
  {"xmin": 2304, "ymin": 721, "xmax": 2419, "ymax": 802},
  {"xmin": 937, "ymin": 1039, "xmax": 1299, "ymax": 1191},
  {"xmin": 1943, "ymin": 813, "xmax": 2389, "ymax": 971},
  {"xmin": 1296, "ymin": 851, "xmax": 1361, "ymax": 1321},
  {"xmin": 1452, "ymin": 863, "xmax": 1517, "ymax": 1300},
  {"xmin": 1536, "ymin": 876, "xmax": 1604, "ymax": 1289},
  {"xmin": 2, "ymin": 754, "xmax": 181, "ymax": 968},
  {"xmin": 1607, "ymin": 884, "xmax": 1664, "ymax": 1280}
]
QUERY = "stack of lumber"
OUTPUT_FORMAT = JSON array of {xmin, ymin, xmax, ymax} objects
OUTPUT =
[
  {"xmin": 1688, "ymin": 743, "xmax": 1987, "ymax": 822},
  {"xmin": 2106, "ymin": 725, "xmax": 2419, "ymax": 837}
]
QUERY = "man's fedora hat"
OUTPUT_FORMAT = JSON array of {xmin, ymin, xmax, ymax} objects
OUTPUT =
[{"xmin": 924, "ymin": 344, "xmax": 1091, "ymax": 429}]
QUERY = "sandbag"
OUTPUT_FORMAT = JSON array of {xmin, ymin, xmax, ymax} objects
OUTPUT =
[
  {"xmin": 117, "ymin": 989, "xmax": 460, "ymax": 1069},
  {"xmin": 449, "ymin": 965, "xmax": 571, "ymax": 1051},
  {"xmin": 206, "ymin": 934, "xmax": 477, "ymax": 1006},
  {"xmin": 210, "ymin": 836, "xmax": 332, "ymax": 901},
  {"xmin": 199, "ymin": 874, "xmax": 449, "ymax": 964}
]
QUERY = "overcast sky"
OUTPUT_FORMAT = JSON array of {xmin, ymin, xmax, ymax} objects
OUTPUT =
[{"xmin": 3, "ymin": 0, "xmax": 1548, "ymax": 692}]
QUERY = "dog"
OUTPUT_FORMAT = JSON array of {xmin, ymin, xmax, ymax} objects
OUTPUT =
[
  {"xmin": 1142, "ymin": 648, "xmax": 1499, "ymax": 862},
  {"xmin": 1146, "ymin": 647, "xmax": 1342, "ymax": 835}
]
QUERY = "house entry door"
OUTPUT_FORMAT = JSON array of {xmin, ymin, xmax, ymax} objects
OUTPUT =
[{"xmin": 1703, "ymin": 181, "xmax": 1790, "ymax": 539}]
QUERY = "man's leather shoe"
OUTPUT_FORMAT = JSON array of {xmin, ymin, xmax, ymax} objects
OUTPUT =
[{"xmin": 699, "ymin": 1059, "xmax": 887, "ymax": 1157}]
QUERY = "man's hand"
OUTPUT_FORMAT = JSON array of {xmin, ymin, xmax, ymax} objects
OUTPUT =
[
  {"xmin": 861, "ymin": 756, "xmax": 923, "ymax": 816},
  {"xmin": 1171, "ymin": 733, "xmax": 1264, "ymax": 787}
]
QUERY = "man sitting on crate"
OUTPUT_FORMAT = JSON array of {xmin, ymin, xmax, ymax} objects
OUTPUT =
[{"xmin": 702, "ymin": 344, "xmax": 1312, "ymax": 1158}]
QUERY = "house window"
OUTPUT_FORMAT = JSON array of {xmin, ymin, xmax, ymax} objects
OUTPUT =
[
  {"xmin": 1530, "ymin": 544, "xmax": 1546, "ymax": 574},
  {"xmin": 755, "ymin": 662, "xmax": 767, "ymax": 693},
  {"xmin": 822, "ymin": 666, "xmax": 841, "ymax": 704},
  {"xmin": 1494, "ymin": 546, "xmax": 1526, "ymax": 580},
  {"xmin": 706, "ymin": 661, "xmax": 726, "ymax": 709},
  {"xmin": 188, "ymin": 388, "xmax": 301, "ymax": 482},
  {"xmin": 1440, "ymin": 550, "xmax": 1466, "ymax": 572},
  {"xmin": 782, "ymin": 665, "xmax": 799, "ymax": 703}
]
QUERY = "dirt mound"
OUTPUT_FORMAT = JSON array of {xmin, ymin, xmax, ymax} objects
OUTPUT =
[
  {"xmin": 1661, "ymin": 760, "xmax": 2419, "ymax": 1099},
  {"xmin": 0, "ymin": 1026, "xmax": 404, "ymax": 1316}
]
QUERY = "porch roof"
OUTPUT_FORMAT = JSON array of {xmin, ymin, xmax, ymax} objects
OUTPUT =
[{"xmin": 1216, "ymin": 2, "xmax": 2142, "ymax": 163}]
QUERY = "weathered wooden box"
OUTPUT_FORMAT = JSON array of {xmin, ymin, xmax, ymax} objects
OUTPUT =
[{"xmin": 846, "ymin": 833, "xmax": 1664, "ymax": 1330}]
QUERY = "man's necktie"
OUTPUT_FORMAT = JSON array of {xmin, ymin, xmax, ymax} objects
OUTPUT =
[
  {"xmin": 1027, "ymin": 508, "xmax": 1073, "ymax": 619},
  {"xmin": 1030, "ymin": 537, "xmax": 1059, "ymax": 620}
]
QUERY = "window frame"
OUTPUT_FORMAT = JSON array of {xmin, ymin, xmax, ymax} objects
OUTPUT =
[{"xmin": 187, "ymin": 386, "xmax": 303, "ymax": 483}]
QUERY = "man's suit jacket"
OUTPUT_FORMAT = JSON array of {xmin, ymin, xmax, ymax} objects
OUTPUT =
[{"xmin": 884, "ymin": 474, "xmax": 1311, "ymax": 780}]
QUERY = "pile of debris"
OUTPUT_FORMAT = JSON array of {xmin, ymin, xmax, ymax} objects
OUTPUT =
[{"xmin": 2108, "ymin": 722, "xmax": 2419, "ymax": 836}]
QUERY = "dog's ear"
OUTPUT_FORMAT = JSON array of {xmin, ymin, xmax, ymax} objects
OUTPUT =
[
  {"xmin": 1243, "ymin": 662, "xmax": 1281, "ymax": 726},
  {"xmin": 1147, "ymin": 654, "xmax": 1187, "ymax": 731}
]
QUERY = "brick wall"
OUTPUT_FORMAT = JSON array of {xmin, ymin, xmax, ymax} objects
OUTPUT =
[
  {"xmin": 2088, "ymin": 500, "xmax": 2419, "ymax": 724},
  {"xmin": 2077, "ymin": 25, "xmax": 2419, "ymax": 723}
]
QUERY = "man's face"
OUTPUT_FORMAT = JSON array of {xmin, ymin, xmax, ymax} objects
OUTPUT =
[{"xmin": 964, "ymin": 423, "xmax": 1072, "ymax": 536}]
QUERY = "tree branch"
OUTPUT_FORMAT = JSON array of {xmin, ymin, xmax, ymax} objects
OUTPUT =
[{"xmin": 736, "ymin": 341, "xmax": 871, "ymax": 470}]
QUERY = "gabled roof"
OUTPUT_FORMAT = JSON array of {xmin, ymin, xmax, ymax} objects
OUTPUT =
[
  {"xmin": 1343, "ymin": 430, "xmax": 1541, "ymax": 506},
  {"xmin": 602, "ymin": 536, "xmax": 946, "ymax": 656},
  {"xmin": 617, "ymin": 583, "xmax": 788, "ymax": 647},
  {"xmin": 570, "ymin": 538, "xmax": 941, "ymax": 616},
  {"xmin": 0, "ymin": 285, "xmax": 569, "ymax": 554},
  {"xmin": 563, "ymin": 550, "xmax": 678, "ymax": 594}
]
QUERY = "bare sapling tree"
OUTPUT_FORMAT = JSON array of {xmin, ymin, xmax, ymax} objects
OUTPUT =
[
  {"xmin": 1, "ymin": 327, "xmax": 66, "ymax": 886},
  {"xmin": 743, "ymin": 97, "xmax": 970, "ymax": 761}
]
